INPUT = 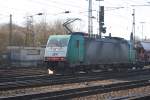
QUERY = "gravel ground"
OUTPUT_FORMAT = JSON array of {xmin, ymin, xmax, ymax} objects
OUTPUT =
[
  {"xmin": 0, "ymin": 79, "xmax": 126, "ymax": 97},
  {"xmin": 72, "ymin": 86, "xmax": 150, "ymax": 100}
]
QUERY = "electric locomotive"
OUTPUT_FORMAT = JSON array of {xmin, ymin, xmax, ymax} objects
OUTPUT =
[{"xmin": 44, "ymin": 32, "xmax": 142, "ymax": 73}]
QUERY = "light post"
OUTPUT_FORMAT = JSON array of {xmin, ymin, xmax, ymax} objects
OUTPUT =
[{"xmin": 25, "ymin": 13, "xmax": 44, "ymax": 47}]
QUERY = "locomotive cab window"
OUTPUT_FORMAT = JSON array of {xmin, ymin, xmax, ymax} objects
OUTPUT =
[
  {"xmin": 76, "ymin": 40, "xmax": 79, "ymax": 48},
  {"xmin": 47, "ymin": 38, "xmax": 69, "ymax": 47}
]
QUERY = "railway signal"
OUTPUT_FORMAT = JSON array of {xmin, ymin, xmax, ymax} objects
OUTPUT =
[{"xmin": 99, "ymin": 6, "xmax": 106, "ymax": 34}]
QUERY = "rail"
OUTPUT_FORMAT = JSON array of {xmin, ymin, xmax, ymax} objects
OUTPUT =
[
  {"xmin": 0, "ymin": 69, "xmax": 150, "ymax": 91},
  {"xmin": 1, "ymin": 79, "xmax": 150, "ymax": 100}
]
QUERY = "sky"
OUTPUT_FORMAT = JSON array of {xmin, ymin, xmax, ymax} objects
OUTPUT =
[{"xmin": 0, "ymin": 0, "xmax": 150, "ymax": 40}]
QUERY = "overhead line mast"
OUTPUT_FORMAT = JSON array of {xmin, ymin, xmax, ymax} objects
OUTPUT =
[
  {"xmin": 88, "ymin": 0, "xmax": 93, "ymax": 34},
  {"xmin": 132, "ymin": 9, "xmax": 135, "ymax": 44},
  {"xmin": 9, "ymin": 14, "xmax": 12, "ymax": 46}
]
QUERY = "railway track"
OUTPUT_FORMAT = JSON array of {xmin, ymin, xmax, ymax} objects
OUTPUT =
[
  {"xmin": 0, "ymin": 67, "xmax": 47, "ymax": 78},
  {"xmin": 112, "ymin": 93, "xmax": 150, "ymax": 100},
  {"xmin": 1, "ymin": 69, "xmax": 150, "ymax": 91},
  {"xmin": 1, "ymin": 79, "xmax": 150, "ymax": 100}
]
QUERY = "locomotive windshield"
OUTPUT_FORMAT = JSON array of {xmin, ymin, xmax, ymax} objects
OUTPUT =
[{"xmin": 47, "ymin": 35, "xmax": 70, "ymax": 47}]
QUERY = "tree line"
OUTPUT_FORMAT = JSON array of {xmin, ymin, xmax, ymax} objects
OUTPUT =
[{"xmin": 0, "ymin": 19, "xmax": 74, "ymax": 53}]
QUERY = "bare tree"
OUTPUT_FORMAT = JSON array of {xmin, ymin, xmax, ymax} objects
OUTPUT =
[
  {"xmin": 0, "ymin": 18, "xmax": 79, "ymax": 53},
  {"xmin": 34, "ymin": 19, "xmax": 74, "ymax": 46}
]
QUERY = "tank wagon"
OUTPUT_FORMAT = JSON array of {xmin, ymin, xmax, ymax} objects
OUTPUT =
[{"xmin": 44, "ymin": 32, "xmax": 141, "ymax": 73}]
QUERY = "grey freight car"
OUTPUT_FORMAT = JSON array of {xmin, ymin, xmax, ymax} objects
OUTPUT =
[{"xmin": 7, "ymin": 46, "xmax": 45, "ymax": 67}]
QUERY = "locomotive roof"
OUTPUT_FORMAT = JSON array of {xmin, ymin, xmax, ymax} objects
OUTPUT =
[
  {"xmin": 71, "ymin": 32, "xmax": 127, "ymax": 41},
  {"xmin": 49, "ymin": 33, "xmax": 128, "ymax": 43},
  {"xmin": 48, "ymin": 35, "xmax": 71, "ymax": 39}
]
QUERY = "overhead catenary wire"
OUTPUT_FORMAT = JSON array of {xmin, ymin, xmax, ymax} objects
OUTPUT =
[
  {"xmin": 0, "ymin": 0, "xmax": 149, "ymax": 31},
  {"xmin": 42, "ymin": 0, "xmax": 88, "ymax": 10},
  {"xmin": 28, "ymin": 0, "xmax": 66, "ymax": 11}
]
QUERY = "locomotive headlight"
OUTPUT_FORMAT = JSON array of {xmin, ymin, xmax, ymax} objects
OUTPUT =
[
  {"xmin": 60, "ymin": 57, "xmax": 65, "ymax": 60},
  {"xmin": 48, "ymin": 69, "xmax": 54, "ymax": 75}
]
